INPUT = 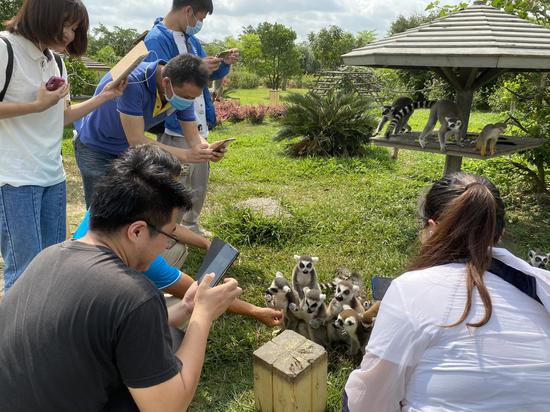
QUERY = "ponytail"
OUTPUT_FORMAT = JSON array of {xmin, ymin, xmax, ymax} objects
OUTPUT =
[{"xmin": 411, "ymin": 174, "xmax": 505, "ymax": 328}]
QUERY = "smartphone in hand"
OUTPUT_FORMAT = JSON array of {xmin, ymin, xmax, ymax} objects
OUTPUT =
[
  {"xmin": 211, "ymin": 138, "xmax": 236, "ymax": 152},
  {"xmin": 46, "ymin": 76, "xmax": 66, "ymax": 91},
  {"xmin": 216, "ymin": 50, "xmax": 233, "ymax": 59}
]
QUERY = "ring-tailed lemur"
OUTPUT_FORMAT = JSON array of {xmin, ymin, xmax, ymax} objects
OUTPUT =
[
  {"xmin": 328, "ymin": 280, "xmax": 366, "ymax": 317},
  {"xmin": 292, "ymin": 255, "xmax": 320, "ymax": 299},
  {"xmin": 476, "ymin": 122, "xmax": 507, "ymax": 157},
  {"xmin": 319, "ymin": 266, "xmax": 353, "ymax": 291},
  {"xmin": 333, "ymin": 303, "xmax": 379, "ymax": 356},
  {"xmin": 374, "ymin": 96, "xmax": 413, "ymax": 137},
  {"xmin": 298, "ymin": 287, "xmax": 329, "ymax": 347},
  {"xmin": 528, "ymin": 250, "xmax": 550, "ymax": 270},
  {"xmin": 417, "ymin": 100, "xmax": 464, "ymax": 151},
  {"xmin": 385, "ymin": 100, "xmax": 436, "ymax": 138},
  {"xmin": 264, "ymin": 272, "xmax": 301, "ymax": 331}
]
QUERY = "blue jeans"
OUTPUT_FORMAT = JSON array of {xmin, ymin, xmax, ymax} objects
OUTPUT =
[
  {"xmin": 0, "ymin": 182, "xmax": 66, "ymax": 291},
  {"xmin": 74, "ymin": 136, "xmax": 118, "ymax": 208}
]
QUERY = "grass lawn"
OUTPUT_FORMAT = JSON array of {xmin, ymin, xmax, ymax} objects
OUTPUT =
[
  {"xmin": 61, "ymin": 110, "xmax": 550, "ymax": 411},
  {"xmin": 227, "ymin": 87, "xmax": 308, "ymax": 105}
]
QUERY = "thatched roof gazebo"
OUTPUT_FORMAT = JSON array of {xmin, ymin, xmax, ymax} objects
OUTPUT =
[{"xmin": 343, "ymin": 1, "xmax": 550, "ymax": 174}]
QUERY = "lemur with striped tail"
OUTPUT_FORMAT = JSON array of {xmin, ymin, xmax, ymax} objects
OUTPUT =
[
  {"xmin": 384, "ymin": 99, "xmax": 436, "ymax": 138},
  {"xmin": 375, "ymin": 96, "xmax": 413, "ymax": 137}
]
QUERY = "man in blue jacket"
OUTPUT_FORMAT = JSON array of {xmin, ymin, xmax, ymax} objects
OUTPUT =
[{"xmin": 144, "ymin": 0, "xmax": 239, "ymax": 236}]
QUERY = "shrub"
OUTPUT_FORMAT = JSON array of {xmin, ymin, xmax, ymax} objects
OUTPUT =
[
  {"xmin": 215, "ymin": 102, "xmax": 272, "ymax": 125},
  {"xmin": 267, "ymin": 104, "xmax": 288, "ymax": 120},
  {"xmin": 65, "ymin": 57, "xmax": 97, "ymax": 96},
  {"xmin": 274, "ymin": 91, "xmax": 376, "ymax": 157},
  {"xmin": 227, "ymin": 69, "xmax": 261, "ymax": 89}
]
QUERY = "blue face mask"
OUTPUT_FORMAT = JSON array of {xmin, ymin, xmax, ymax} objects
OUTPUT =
[
  {"xmin": 185, "ymin": 10, "xmax": 203, "ymax": 36},
  {"xmin": 165, "ymin": 80, "xmax": 194, "ymax": 111}
]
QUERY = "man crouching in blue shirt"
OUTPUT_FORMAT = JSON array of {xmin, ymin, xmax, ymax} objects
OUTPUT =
[{"xmin": 74, "ymin": 54, "xmax": 224, "ymax": 207}]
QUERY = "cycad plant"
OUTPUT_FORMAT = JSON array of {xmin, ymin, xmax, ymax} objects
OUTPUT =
[{"xmin": 274, "ymin": 91, "xmax": 375, "ymax": 157}]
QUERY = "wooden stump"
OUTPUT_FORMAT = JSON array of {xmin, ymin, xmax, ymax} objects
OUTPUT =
[
  {"xmin": 253, "ymin": 330, "xmax": 327, "ymax": 412},
  {"xmin": 269, "ymin": 90, "xmax": 280, "ymax": 105}
]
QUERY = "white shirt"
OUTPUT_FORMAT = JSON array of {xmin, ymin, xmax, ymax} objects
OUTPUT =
[
  {"xmin": 165, "ymin": 30, "xmax": 208, "ymax": 139},
  {"xmin": 0, "ymin": 32, "xmax": 67, "ymax": 187},
  {"xmin": 346, "ymin": 252, "xmax": 550, "ymax": 411}
]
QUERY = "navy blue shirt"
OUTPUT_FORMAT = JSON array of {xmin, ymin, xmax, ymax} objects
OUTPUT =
[{"xmin": 77, "ymin": 60, "xmax": 196, "ymax": 155}]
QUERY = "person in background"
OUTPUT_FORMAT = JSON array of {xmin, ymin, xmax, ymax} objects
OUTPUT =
[
  {"xmin": 0, "ymin": 0, "xmax": 126, "ymax": 291},
  {"xmin": 0, "ymin": 145, "xmax": 242, "ymax": 411},
  {"xmin": 144, "ymin": 0, "xmax": 239, "ymax": 236},
  {"xmin": 344, "ymin": 173, "xmax": 550, "ymax": 412}
]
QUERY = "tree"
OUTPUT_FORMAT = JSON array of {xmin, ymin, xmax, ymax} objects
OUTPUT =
[
  {"xmin": 0, "ymin": 0, "xmax": 22, "ymax": 29},
  {"xmin": 308, "ymin": 26, "xmax": 356, "ymax": 70},
  {"xmin": 95, "ymin": 45, "xmax": 119, "ymax": 66},
  {"xmin": 88, "ymin": 24, "xmax": 140, "ymax": 57},
  {"xmin": 296, "ymin": 42, "xmax": 320, "ymax": 74},
  {"xmin": 388, "ymin": 14, "xmax": 433, "ymax": 36},
  {"xmin": 239, "ymin": 32, "xmax": 262, "ymax": 72},
  {"xmin": 355, "ymin": 30, "xmax": 377, "ymax": 48},
  {"xmin": 254, "ymin": 22, "xmax": 300, "ymax": 90}
]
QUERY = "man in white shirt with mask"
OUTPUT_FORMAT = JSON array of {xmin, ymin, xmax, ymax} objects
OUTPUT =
[{"xmin": 144, "ymin": 0, "xmax": 239, "ymax": 236}]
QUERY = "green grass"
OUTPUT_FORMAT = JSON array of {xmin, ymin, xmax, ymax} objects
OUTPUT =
[
  {"xmin": 228, "ymin": 87, "xmax": 308, "ymax": 105},
  {"xmin": 62, "ymin": 111, "xmax": 550, "ymax": 411}
]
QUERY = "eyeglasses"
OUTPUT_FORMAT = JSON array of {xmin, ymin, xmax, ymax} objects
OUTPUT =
[{"xmin": 145, "ymin": 221, "xmax": 179, "ymax": 249}]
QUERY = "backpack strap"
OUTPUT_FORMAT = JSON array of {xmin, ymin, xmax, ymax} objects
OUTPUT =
[
  {"xmin": 53, "ymin": 52, "xmax": 64, "ymax": 77},
  {"xmin": 0, "ymin": 35, "xmax": 14, "ymax": 102}
]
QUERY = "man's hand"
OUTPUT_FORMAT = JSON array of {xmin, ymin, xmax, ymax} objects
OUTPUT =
[
  {"xmin": 222, "ymin": 48, "xmax": 240, "ymax": 65},
  {"xmin": 254, "ymin": 307, "xmax": 284, "ymax": 327},
  {"xmin": 203, "ymin": 56, "xmax": 222, "ymax": 74},
  {"xmin": 209, "ymin": 144, "xmax": 227, "ymax": 162},
  {"xmin": 100, "ymin": 78, "xmax": 128, "ymax": 101},
  {"xmin": 180, "ymin": 281, "xmax": 199, "ymax": 315},
  {"xmin": 34, "ymin": 82, "xmax": 70, "ymax": 111},
  {"xmin": 188, "ymin": 143, "xmax": 214, "ymax": 163},
  {"xmin": 193, "ymin": 275, "xmax": 242, "ymax": 323}
]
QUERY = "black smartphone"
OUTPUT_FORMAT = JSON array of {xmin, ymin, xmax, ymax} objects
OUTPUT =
[
  {"xmin": 371, "ymin": 275, "xmax": 394, "ymax": 301},
  {"xmin": 195, "ymin": 238, "xmax": 239, "ymax": 287}
]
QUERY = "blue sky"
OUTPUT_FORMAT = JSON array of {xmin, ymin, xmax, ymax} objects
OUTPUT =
[{"xmin": 84, "ymin": 0, "xmax": 457, "ymax": 42}]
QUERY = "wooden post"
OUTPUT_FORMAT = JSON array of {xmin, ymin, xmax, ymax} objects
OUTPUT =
[
  {"xmin": 444, "ymin": 84, "xmax": 474, "ymax": 175},
  {"xmin": 269, "ymin": 90, "xmax": 280, "ymax": 105},
  {"xmin": 253, "ymin": 330, "xmax": 327, "ymax": 412}
]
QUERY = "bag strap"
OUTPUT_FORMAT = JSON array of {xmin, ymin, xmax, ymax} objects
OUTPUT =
[
  {"xmin": 53, "ymin": 52, "xmax": 64, "ymax": 77},
  {"xmin": 0, "ymin": 35, "xmax": 14, "ymax": 102}
]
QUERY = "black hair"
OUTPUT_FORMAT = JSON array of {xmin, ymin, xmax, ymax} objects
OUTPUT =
[
  {"xmin": 164, "ymin": 54, "xmax": 209, "ymax": 89},
  {"xmin": 89, "ymin": 145, "xmax": 191, "ymax": 234},
  {"xmin": 171, "ymin": 0, "xmax": 213, "ymax": 14}
]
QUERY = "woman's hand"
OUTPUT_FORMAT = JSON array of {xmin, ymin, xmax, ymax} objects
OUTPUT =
[
  {"xmin": 100, "ymin": 78, "xmax": 128, "ymax": 101},
  {"xmin": 34, "ymin": 82, "xmax": 70, "ymax": 111}
]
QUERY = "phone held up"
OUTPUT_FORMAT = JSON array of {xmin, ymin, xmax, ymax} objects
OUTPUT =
[
  {"xmin": 195, "ymin": 238, "xmax": 239, "ymax": 287},
  {"xmin": 210, "ymin": 138, "xmax": 236, "ymax": 152},
  {"xmin": 46, "ymin": 76, "xmax": 65, "ymax": 91}
]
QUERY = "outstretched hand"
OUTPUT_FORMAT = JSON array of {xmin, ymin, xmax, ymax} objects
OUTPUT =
[{"xmin": 254, "ymin": 307, "xmax": 284, "ymax": 327}]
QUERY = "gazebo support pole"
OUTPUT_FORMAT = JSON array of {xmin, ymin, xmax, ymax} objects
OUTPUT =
[{"xmin": 443, "ymin": 85, "xmax": 474, "ymax": 175}]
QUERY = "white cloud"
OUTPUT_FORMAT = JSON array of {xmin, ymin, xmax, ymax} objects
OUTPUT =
[{"xmin": 83, "ymin": 0, "xmax": 456, "ymax": 42}]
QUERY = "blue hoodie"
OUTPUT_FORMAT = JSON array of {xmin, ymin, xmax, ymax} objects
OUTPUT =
[{"xmin": 144, "ymin": 18, "xmax": 231, "ymax": 131}]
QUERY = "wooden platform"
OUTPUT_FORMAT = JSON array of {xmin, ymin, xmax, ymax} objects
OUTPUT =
[{"xmin": 371, "ymin": 133, "xmax": 545, "ymax": 160}]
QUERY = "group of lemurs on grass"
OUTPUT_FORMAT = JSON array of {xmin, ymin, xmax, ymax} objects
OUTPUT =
[
  {"xmin": 264, "ymin": 255, "xmax": 380, "ymax": 358},
  {"xmin": 265, "ymin": 251, "xmax": 549, "ymax": 358},
  {"xmin": 375, "ymin": 96, "xmax": 508, "ymax": 156}
]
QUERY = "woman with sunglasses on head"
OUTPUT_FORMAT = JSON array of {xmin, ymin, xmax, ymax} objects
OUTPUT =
[
  {"xmin": 344, "ymin": 173, "xmax": 550, "ymax": 412},
  {"xmin": 0, "ymin": 0, "xmax": 126, "ymax": 291}
]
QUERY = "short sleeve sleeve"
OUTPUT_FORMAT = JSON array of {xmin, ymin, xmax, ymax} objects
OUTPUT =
[
  {"xmin": 117, "ymin": 83, "xmax": 145, "ymax": 117},
  {"xmin": 175, "ymin": 104, "xmax": 196, "ymax": 122},
  {"xmin": 144, "ymin": 257, "xmax": 182, "ymax": 289},
  {"xmin": 115, "ymin": 295, "xmax": 181, "ymax": 388},
  {"xmin": 366, "ymin": 280, "xmax": 433, "ymax": 367}
]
